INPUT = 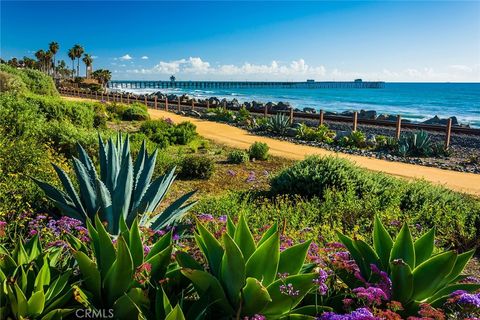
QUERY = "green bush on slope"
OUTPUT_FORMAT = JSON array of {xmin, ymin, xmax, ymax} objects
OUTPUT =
[{"xmin": 0, "ymin": 64, "xmax": 58, "ymax": 96}]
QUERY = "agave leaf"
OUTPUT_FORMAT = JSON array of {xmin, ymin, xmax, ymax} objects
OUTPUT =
[
  {"xmin": 132, "ymin": 149, "xmax": 157, "ymax": 210},
  {"xmin": 181, "ymin": 268, "xmax": 234, "ymax": 315},
  {"xmin": 45, "ymin": 270, "xmax": 72, "ymax": 302},
  {"xmin": 41, "ymin": 308, "xmax": 75, "ymax": 320},
  {"xmin": 106, "ymin": 138, "xmax": 119, "ymax": 191},
  {"xmin": 263, "ymin": 273, "xmax": 317, "ymax": 316},
  {"xmin": 220, "ymin": 233, "xmax": 246, "ymax": 306},
  {"xmin": 132, "ymin": 140, "xmax": 147, "ymax": 188},
  {"xmin": 94, "ymin": 215, "xmax": 116, "ymax": 279},
  {"xmin": 72, "ymin": 157, "xmax": 98, "ymax": 217},
  {"xmin": 34, "ymin": 259, "xmax": 50, "ymax": 292},
  {"xmin": 257, "ymin": 223, "xmax": 278, "ymax": 247},
  {"xmin": 112, "ymin": 146, "xmax": 133, "ymax": 224},
  {"xmin": 278, "ymin": 240, "xmax": 311, "ymax": 276},
  {"xmin": 147, "ymin": 245, "xmax": 173, "ymax": 283},
  {"xmin": 354, "ymin": 240, "xmax": 381, "ymax": 276},
  {"xmin": 440, "ymin": 249, "xmax": 475, "ymax": 287},
  {"xmin": 129, "ymin": 219, "xmax": 144, "ymax": 269},
  {"xmin": 76, "ymin": 143, "xmax": 97, "ymax": 183},
  {"xmin": 411, "ymin": 251, "xmax": 457, "ymax": 301},
  {"xmin": 104, "ymin": 236, "xmax": 134, "ymax": 305},
  {"xmin": 390, "ymin": 259, "xmax": 413, "ymax": 303},
  {"xmin": 242, "ymin": 277, "xmax": 272, "ymax": 316},
  {"xmin": 428, "ymin": 283, "xmax": 480, "ymax": 305},
  {"xmin": 413, "ymin": 227, "xmax": 435, "ymax": 267},
  {"xmin": 195, "ymin": 222, "xmax": 224, "ymax": 276},
  {"xmin": 98, "ymin": 134, "xmax": 108, "ymax": 182},
  {"xmin": 74, "ymin": 251, "xmax": 101, "ymax": 303},
  {"xmin": 165, "ymin": 304, "xmax": 185, "ymax": 320},
  {"xmin": 226, "ymin": 216, "xmax": 236, "ymax": 237},
  {"xmin": 233, "ymin": 215, "xmax": 256, "ymax": 261},
  {"xmin": 155, "ymin": 286, "xmax": 173, "ymax": 320},
  {"xmin": 373, "ymin": 216, "xmax": 393, "ymax": 270},
  {"xmin": 390, "ymin": 223, "xmax": 415, "ymax": 269},
  {"xmin": 14, "ymin": 282, "xmax": 28, "ymax": 317},
  {"xmin": 27, "ymin": 289, "xmax": 45, "ymax": 315},
  {"xmin": 245, "ymin": 231, "xmax": 279, "ymax": 286},
  {"xmin": 175, "ymin": 251, "xmax": 204, "ymax": 270},
  {"xmin": 95, "ymin": 179, "xmax": 114, "ymax": 232},
  {"xmin": 52, "ymin": 163, "xmax": 86, "ymax": 217},
  {"xmin": 25, "ymin": 235, "xmax": 42, "ymax": 262},
  {"xmin": 32, "ymin": 178, "xmax": 82, "ymax": 220},
  {"xmin": 146, "ymin": 231, "xmax": 172, "ymax": 260},
  {"xmin": 337, "ymin": 231, "xmax": 370, "ymax": 279},
  {"xmin": 149, "ymin": 191, "xmax": 197, "ymax": 231},
  {"xmin": 112, "ymin": 287, "xmax": 149, "ymax": 319}
]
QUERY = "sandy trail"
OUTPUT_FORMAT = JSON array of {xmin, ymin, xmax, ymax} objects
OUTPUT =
[
  {"xmin": 61, "ymin": 96, "xmax": 480, "ymax": 196},
  {"xmin": 149, "ymin": 109, "xmax": 480, "ymax": 196}
]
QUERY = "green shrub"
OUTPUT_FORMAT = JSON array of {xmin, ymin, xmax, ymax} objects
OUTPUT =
[
  {"xmin": 248, "ymin": 141, "xmax": 269, "ymax": 160},
  {"xmin": 237, "ymin": 105, "xmax": 251, "ymax": 122},
  {"xmin": 122, "ymin": 103, "xmax": 150, "ymax": 121},
  {"xmin": 0, "ymin": 70, "xmax": 27, "ymax": 95},
  {"xmin": 270, "ymin": 156, "xmax": 480, "ymax": 249},
  {"xmin": 0, "ymin": 64, "xmax": 58, "ymax": 96},
  {"xmin": 227, "ymin": 150, "xmax": 250, "ymax": 164},
  {"xmin": 296, "ymin": 123, "xmax": 335, "ymax": 143},
  {"xmin": 338, "ymin": 130, "xmax": 367, "ymax": 148},
  {"xmin": 267, "ymin": 113, "xmax": 290, "ymax": 135},
  {"xmin": 398, "ymin": 131, "xmax": 432, "ymax": 157},
  {"xmin": 172, "ymin": 121, "xmax": 197, "ymax": 145},
  {"xmin": 179, "ymin": 155, "xmax": 215, "ymax": 179},
  {"xmin": 140, "ymin": 119, "xmax": 197, "ymax": 148},
  {"xmin": 206, "ymin": 107, "xmax": 235, "ymax": 122},
  {"xmin": 106, "ymin": 102, "xmax": 129, "ymax": 120}
]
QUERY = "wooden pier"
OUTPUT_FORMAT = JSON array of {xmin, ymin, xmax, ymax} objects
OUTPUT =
[{"xmin": 107, "ymin": 80, "xmax": 385, "ymax": 90}]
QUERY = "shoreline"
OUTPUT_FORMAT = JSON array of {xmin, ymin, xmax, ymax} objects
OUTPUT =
[{"xmin": 108, "ymin": 88, "xmax": 478, "ymax": 129}]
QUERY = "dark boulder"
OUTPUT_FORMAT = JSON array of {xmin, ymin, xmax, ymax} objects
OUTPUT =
[
  {"xmin": 359, "ymin": 110, "xmax": 377, "ymax": 119},
  {"xmin": 303, "ymin": 107, "xmax": 316, "ymax": 113},
  {"xmin": 423, "ymin": 115, "xmax": 458, "ymax": 126}
]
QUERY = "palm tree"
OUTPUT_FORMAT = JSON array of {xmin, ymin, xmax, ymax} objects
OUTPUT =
[
  {"xmin": 49, "ymin": 42, "xmax": 59, "ymax": 76},
  {"xmin": 68, "ymin": 48, "xmax": 76, "ymax": 78},
  {"xmin": 82, "ymin": 54, "xmax": 93, "ymax": 78},
  {"xmin": 35, "ymin": 49, "xmax": 45, "ymax": 72},
  {"xmin": 91, "ymin": 69, "xmax": 112, "ymax": 90},
  {"xmin": 44, "ymin": 51, "xmax": 53, "ymax": 75},
  {"xmin": 72, "ymin": 44, "xmax": 84, "ymax": 78}
]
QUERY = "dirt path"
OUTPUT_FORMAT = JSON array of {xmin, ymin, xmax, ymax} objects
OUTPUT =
[
  {"xmin": 61, "ymin": 96, "xmax": 480, "ymax": 196},
  {"xmin": 148, "ymin": 109, "xmax": 480, "ymax": 196}
]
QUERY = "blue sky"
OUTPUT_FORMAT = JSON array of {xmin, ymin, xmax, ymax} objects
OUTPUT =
[{"xmin": 1, "ymin": 1, "xmax": 479, "ymax": 81}]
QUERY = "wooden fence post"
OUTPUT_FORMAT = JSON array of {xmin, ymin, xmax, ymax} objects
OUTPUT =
[
  {"xmin": 207, "ymin": 100, "xmax": 210, "ymax": 109},
  {"xmin": 95, "ymin": 91, "xmax": 98, "ymax": 100},
  {"xmin": 101, "ymin": 92, "xmax": 104, "ymax": 101},
  {"xmin": 107, "ymin": 92, "xmax": 110, "ymax": 102},
  {"xmin": 353, "ymin": 111, "xmax": 358, "ymax": 131},
  {"xmin": 319, "ymin": 109, "xmax": 324, "ymax": 126},
  {"xmin": 127, "ymin": 94, "xmax": 130, "ymax": 104},
  {"xmin": 165, "ymin": 98, "xmax": 169, "ymax": 111},
  {"xmin": 135, "ymin": 95, "xmax": 138, "ymax": 102},
  {"xmin": 445, "ymin": 118, "xmax": 453, "ymax": 149},
  {"xmin": 192, "ymin": 100, "xmax": 195, "ymax": 111},
  {"xmin": 154, "ymin": 96, "xmax": 158, "ymax": 109},
  {"xmin": 144, "ymin": 96, "xmax": 148, "ymax": 107},
  {"xmin": 395, "ymin": 115, "xmax": 402, "ymax": 140},
  {"xmin": 178, "ymin": 98, "xmax": 181, "ymax": 111},
  {"xmin": 289, "ymin": 107, "xmax": 294, "ymax": 125},
  {"xmin": 120, "ymin": 94, "xmax": 123, "ymax": 104},
  {"xmin": 264, "ymin": 105, "xmax": 268, "ymax": 117}
]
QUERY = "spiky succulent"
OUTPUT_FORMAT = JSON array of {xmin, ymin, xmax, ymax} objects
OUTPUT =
[
  {"xmin": 34, "ymin": 134, "xmax": 196, "ymax": 234},
  {"xmin": 267, "ymin": 113, "xmax": 291, "ymax": 135},
  {"xmin": 398, "ymin": 130, "xmax": 432, "ymax": 156}
]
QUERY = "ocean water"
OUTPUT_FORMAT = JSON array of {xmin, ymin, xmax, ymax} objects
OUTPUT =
[{"xmin": 115, "ymin": 82, "xmax": 480, "ymax": 128}]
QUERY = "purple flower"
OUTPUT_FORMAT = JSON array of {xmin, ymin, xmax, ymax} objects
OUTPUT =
[
  {"xmin": 227, "ymin": 169, "xmax": 236, "ymax": 176},
  {"xmin": 313, "ymin": 270, "xmax": 329, "ymax": 295},
  {"xmin": 320, "ymin": 308, "xmax": 377, "ymax": 320},
  {"xmin": 218, "ymin": 215, "xmax": 227, "ymax": 223},
  {"xmin": 450, "ymin": 290, "xmax": 480, "ymax": 308},
  {"xmin": 246, "ymin": 171, "xmax": 256, "ymax": 183},
  {"xmin": 197, "ymin": 213, "xmax": 214, "ymax": 222},
  {"xmin": 279, "ymin": 283, "xmax": 300, "ymax": 297},
  {"xmin": 353, "ymin": 286, "xmax": 388, "ymax": 305},
  {"xmin": 244, "ymin": 315, "xmax": 266, "ymax": 320},
  {"xmin": 29, "ymin": 229, "xmax": 38, "ymax": 236},
  {"xmin": 143, "ymin": 245, "xmax": 151, "ymax": 255},
  {"xmin": 277, "ymin": 272, "xmax": 289, "ymax": 279},
  {"xmin": 173, "ymin": 234, "xmax": 180, "ymax": 241}
]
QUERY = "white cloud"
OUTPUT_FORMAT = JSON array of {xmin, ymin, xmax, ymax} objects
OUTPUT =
[
  {"xmin": 124, "ymin": 57, "xmax": 480, "ymax": 82},
  {"xmin": 91, "ymin": 55, "xmax": 98, "ymax": 59},
  {"xmin": 141, "ymin": 56, "xmax": 149, "ymax": 60},
  {"xmin": 119, "ymin": 54, "xmax": 132, "ymax": 61}
]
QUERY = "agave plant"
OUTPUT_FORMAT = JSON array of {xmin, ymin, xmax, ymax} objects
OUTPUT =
[
  {"xmin": 177, "ymin": 215, "xmax": 324, "ymax": 318},
  {"xmin": 336, "ymin": 216, "xmax": 479, "ymax": 314},
  {"xmin": 69, "ymin": 215, "xmax": 173, "ymax": 318},
  {"xmin": 267, "ymin": 112, "xmax": 291, "ymax": 135},
  {"xmin": 34, "ymin": 134, "xmax": 196, "ymax": 234},
  {"xmin": 398, "ymin": 130, "xmax": 432, "ymax": 157},
  {"xmin": 0, "ymin": 236, "xmax": 75, "ymax": 319}
]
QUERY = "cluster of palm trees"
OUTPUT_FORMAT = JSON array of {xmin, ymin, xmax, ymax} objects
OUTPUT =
[{"xmin": 32, "ymin": 42, "xmax": 93, "ymax": 79}]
